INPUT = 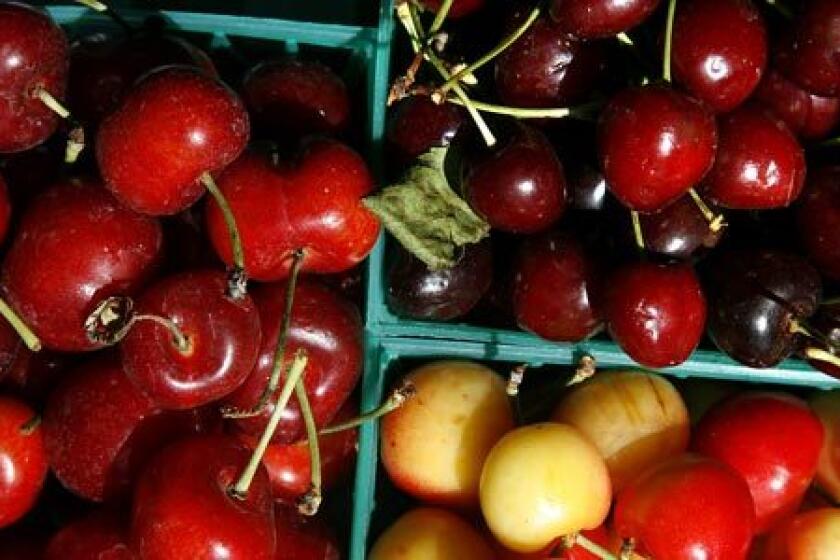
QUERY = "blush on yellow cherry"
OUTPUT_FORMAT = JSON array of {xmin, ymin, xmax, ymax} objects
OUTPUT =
[{"xmin": 810, "ymin": 390, "xmax": 840, "ymax": 502}]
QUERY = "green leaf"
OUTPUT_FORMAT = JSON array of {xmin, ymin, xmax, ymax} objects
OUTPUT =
[{"xmin": 363, "ymin": 146, "xmax": 490, "ymax": 270}]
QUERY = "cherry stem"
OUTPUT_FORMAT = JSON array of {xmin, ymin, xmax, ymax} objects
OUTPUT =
[
  {"xmin": 688, "ymin": 188, "xmax": 726, "ymax": 232},
  {"xmin": 33, "ymin": 88, "xmax": 70, "ymax": 119},
  {"xmin": 821, "ymin": 297, "xmax": 840, "ymax": 306},
  {"xmin": 65, "ymin": 126, "xmax": 85, "ymax": 164},
  {"xmin": 436, "ymin": 5, "xmax": 541, "ymax": 96},
  {"xmin": 616, "ymin": 32, "xmax": 635, "ymax": 46},
  {"xmin": 0, "ymin": 298, "xmax": 40, "ymax": 352},
  {"xmin": 19, "ymin": 414, "xmax": 41, "ymax": 436},
  {"xmin": 820, "ymin": 137, "xmax": 840, "ymax": 148},
  {"xmin": 630, "ymin": 210, "xmax": 645, "ymax": 250},
  {"xmin": 763, "ymin": 0, "xmax": 793, "ymax": 19},
  {"xmin": 294, "ymin": 377, "xmax": 321, "ymax": 516},
  {"xmin": 428, "ymin": 0, "xmax": 454, "ymax": 34},
  {"xmin": 200, "ymin": 172, "xmax": 247, "ymax": 299},
  {"xmin": 806, "ymin": 347, "xmax": 840, "ymax": 369},
  {"xmin": 230, "ymin": 349, "xmax": 308, "ymax": 499},
  {"xmin": 567, "ymin": 355, "xmax": 597, "ymax": 386},
  {"xmin": 620, "ymin": 538, "xmax": 637, "ymax": 560},
  {"xmin": 574, "ymin": 533, "xmax": 618, "ymax": 560},
  {"xmin": 662, "ymin": 0, "xmax": 678, "ymax": 82},
  {"xmin": 222, "ymin": 249, "xmax": 306, "ymax": 419},
  {"xmin": 74, "ymin": 0, "xmax": 134, "ymax": 33},
  {"xmin": 130, "ymin": 314, "xmax": 189, "ymax": 353},
  {"xmin": 318, "ymin": 381, "xmax": 417, "ymax": 436},
  {"xmin": 446, "ymin": 97, "xmax": 598, "ymax": 120},
  {"xmin": 507, "ymin": 364, "xmax": 527, "ymax": 426}
]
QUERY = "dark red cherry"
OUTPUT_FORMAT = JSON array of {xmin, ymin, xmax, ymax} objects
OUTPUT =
[
  {"xmin": 797, "ymin": 167, "xmax": 840, "ymax": 281},
  {"xmin": 513, "ymin": 231, "xmax": 603, "ymax": 342},
  {"xmin": 45, "ymin": 508, "xmax": 131, "ymax": 560},
  {"xmin": 598, "ymin": 85, "xmax": 717, "ymax": 212},
  {"xmin": 1, "ymin": 178, "xmax": 163, "ymax": 352},
  {"xmin": 130, "ymin": 435, "xmax": 275, "ymax": 559},
  {"xmin": 754, "ymin": 69, "xmax": 840, "ymax": 140},
  {"xmin": 0, "ymin": 174, "xmax": 11, "ymax": 245},
  {"xmin": 420, "ymin": 0, "xmax": 484, "ymax": 19},
  {"xmin": 43, "ymin": 355, "xmax": 213, "ymax": 502},
  {"xmin": 273, "ymin": 506, "xmax": 340, "ymax": 560},
  {"xmin": 495, "ymin": 12, "xmax": 609, "ymax": 108},
  {"xmin": 242, "ymin": 59, "xmax": 349, "ymax": 141},
  {"xmin": 462, "ymin": 123, "xmax": 567, "ymax": 233},
  {"xmin": 0, "ymin": 3, "xmax": 68, "ymax": 153},
  {"xmin": 549, "ymin": 0, "xmax": 661, "ymax": 39},
  {"xmin": 386, "ymin": 96, "xmax": 465, "ymax": 169},
  {"xmin": 388, "ymin": 239, "xmax": 493, "ymax": 321},
  {"xmin": 775, "ymin": 0, "xmax": 840, "ymax": 97},
  {"xmin": 671, "ymin": 0, "xmax": 767, "ymax": 112},
  {"xmin": 224, "ymin": 279, "xmax": 362, "ymax": 444},
  {"xmin": 97, "ymin": 65, "xmax": 249, "ymax": 215},
  {"xmin": 569, "ymin": 164, "xmax": 609, "ymax": 211},
  {"xmin": 205, "ymin": 140, "xmax": 379, "ymax": 280},
  {"xmin": 120, "ymin": 269, "xmax": 261, "ymax": 410},
  {"xmin": 638, "ymin": 194, "xmax": 723, "ymax": 260},
  {"xmin": 702, "ymin": 105, "xmax": 805, "ymax": 209},
  {"xmin": 2, "ymin": 345, "xmax": 70, "ymax": 405},
  {"xmin": 606, "ymin": 261, "xmax": 706, "ymax": 368},
  {"xmin": 0, "ymin": 320, "xmax": 21, "ymax": 384},
  {"xmin": 0, "ymin": 395, "xmax": 46, "ymax": 528}
]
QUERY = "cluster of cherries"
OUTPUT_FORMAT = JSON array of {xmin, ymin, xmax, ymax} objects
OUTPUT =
[
  {"xmin": 382, "ymin": 0, "xmax": 840, "ymax": 377},
  {"xmin": 0, "ymin": 1, "xmax": 383, "ymax": 558}
]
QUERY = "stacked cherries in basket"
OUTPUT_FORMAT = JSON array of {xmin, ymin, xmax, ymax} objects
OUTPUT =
[{"xmin": 0, "ymin": 1, "xmax": 382, "ymax": 558}]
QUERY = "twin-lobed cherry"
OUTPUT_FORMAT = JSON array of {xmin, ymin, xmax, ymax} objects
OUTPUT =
[{"xmin": 755, "ymin": 68, "xmax": 840, "ymax": 140}]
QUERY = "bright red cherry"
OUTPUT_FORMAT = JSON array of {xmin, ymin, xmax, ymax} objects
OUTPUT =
[
  {"xmin": 797, "ymin": 167, "xmax": 840, "ymax": 281},
  {"xmin": 598, "ymin": 85, "xmax": 717, "ymax": 212},
  {"xmin": 692, "ymin": 392, "xmax": 824, "ymax": 534},
  {"xmin": 1, "ymin": 178, "xmax": 162, "ymax": 352},
  {"xmin": 615, "ymin": 454, "xmax": 755, "ymax": 560},
  {"xmin": 120, "ymin": 269, "xmax": 261, "ymax": 410},
  {"xmin": 43, "ymin": 355, "xmax": 214, "ymax": 501},
  {"xmin": 97, "ymin": 65, "xmax": 249, "ymax": 215},
  {"xmin": 386, "ymin": 95, "xmax": 465, "ymax": 168},
  {"xmin": 130, "ymin": 435, "xmax": 275, "ymax": 559},
  {"xmin": 754, "ymin": 69, "xmax": 840, "ymax": 140},
  {"xmin": 205, "ymin": 140, "xmax": 379, "ymax": 280},
  {"xmin": 224, "ymin": 279, "xmax": 362, "ymax": 444},
  {"xmin": 605, "ymin": 261, "xmax": 706, "ymax": 368},
  {"xmin": 273, "ymin": 506, "xmax": 340, "ymax": 560},
  {"xmin": 513, "ymin": 230, "xmax": 603, "ymax": 342},
  {"xmin": 671, "ymin": 0, "xmax": 766, "ymax": 112},
  {"xmin": 702, "ymin": 105, "xmax": 805, "ymax": 209},
  {"xmin": 242, "ymin": 59, "xmax": 350, "ymax": 141},
  {"xmin": 549, "ymin": 0, "xmax": 661, "ymax": 39},
  {"xmin": 0, "ymin": 395, "xmax": 46, "ymax": 528},
  {"xmin": 45, "ymin": 508, "xmax": 131, "ymax": 560},
  {"xmin": 0, "ymin": 3, "xmax": 68, "ymax": 153},
  {"xmin": 420, "ymin": 0, "xmax": 484, "ymax": 19},
  {"xmin": 775, "ymin": 0, "xmax": 840, "ymax": 97}
]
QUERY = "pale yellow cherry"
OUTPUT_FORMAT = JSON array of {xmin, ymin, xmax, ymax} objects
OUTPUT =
[
  {"xmin": 369, "ymin": 507, "xmax": 498, "ymax": 560},
  {"xmin": 810, "ymin": 390, "xmax": 840, "ymax": 501},
  {"xmin": 381, "ymin": 360, "xmax": 514, "ymax": 508},
  {"xmin": 552, "ymin": 369, "xmax": 689, "ymax": 491},
  {"xmin": 479, "ymin": 422, "xmax": 611, "ymax": 554}
]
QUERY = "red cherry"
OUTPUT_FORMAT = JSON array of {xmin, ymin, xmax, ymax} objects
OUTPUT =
[
  {"xmin": 1, "ymin": 178, "xmax": 162, "ymax": 352},
  {"xmin": 2, "ymin": 345, "xmax": 68, "ymax": 405},
  {"xmin": 386, "ymin": 95, "xmax": 465, "ymax": 168},
  {"xmin": 130, "ymin": 435, "xmax": 275, "ymax": 559},
  {"xmin": 205, "ymin": 140, "xmax": 379, "ymax": 280},
  {"xmin": 549, "ymin": 0, "xmax": 661, "ymax": 39},
  {"xmin": 671, "ymin": 0, "xmax": 767, "ymax": 112},
  {"xmin": 702, "ymin": 105, "xmax": 806, "ymax": 209},
  {"xmin": 224, "ymin": 279, "xmax": 362, "ymax": 444},
  {"xmin": 43, "ymin": 355, "xmax": 213, "ymax": 502},
  {"xmin": 272, "ymin": 506, "xmax": 340, "ymax": 560},
  {"xmin": 692, "ymin": 392, "xmax": 824, "ymax": 534},
  {"xmin": 97, "ymin": 65, "xmax": 249, "ymax": 215},
  {"xmin": 242, "ymin": 59, "xmax": 350, "ymax": 141},
  {"xmin": 0, "ymin": 3, "xmax": 68, "ymax": 153},
  {"xmin": 775, "ymin": 0, "xmax": 840, "ymax": 97},
  {"xmin": 754, "ymin": 69, "xmax": 840, "ymax": 140},
  {"xmin": 598, "ymin": 85, "xmax": 717, "ymax": 212},
  {"xmin": 0, "ymin": 318, "xmax": 21, "ymax": 384},
  {"xmin": 615, "ymin": 454, "xmax": 755, "ymax": 560},
  {"xmin": 45, "ymin": 508, "xmax": 131, "ymax": 560},
  {"xmin": 797, "ymin": 167, "xmax": 840, "ymax": 282},
  {"xmin": 605, "ymin": 261, "xmax": 706, "ymax": 368},
  {"xmin": 0, "ymin": 395, "xmax": 46, "ymax": 528},
  {"xmin": 0, "ymin": 174, "xmax": 11, "ymax": 245},
  {"xmin": 637, "ymin": 194, "xmax": 723, "ymax": 260},
  {"xmin": 513, "ymin": 230, "xmax": 603, "ymax": 342},
  {"xmin": 420, "ymin": 0, "xmax": 484, "ymax": 19},
  {"xmin": 120, "ymin": 269, "xmax": 261, "ymax": 410}
]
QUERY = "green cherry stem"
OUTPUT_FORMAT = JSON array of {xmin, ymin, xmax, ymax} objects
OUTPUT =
[
  {"xmin": 662, "ymin": 0, "xmax": 678, "ymax": 82},
  {"xmin": 428, "ymin": 0, "xmax": 454, "ymax": 34},
  {"xmin": 317, "ymin": 381, "xmax": 417, "ymax": 437},
  {"xmin": 630, "ymin": 210, "xmax": 645, "ymax": 250},
  {"xmin": 574, "ymin": 533, "xmax": 618, "ymax": 560},
  {"xmin": 616, "ymin": 32, "xmax": 635, "ymax": 46},
  {"xmin": 294, "ymin": 377, "xmax": 322, "ymax": 516},
  {"xmin": 819, "ymin": 136, "xmax": 840, "ymax": 148},
  {"xmin": 446, "ymin": 97, "xmax": 601, "ymax": 120},
  {"xmin": 763, "ymin": 0, "xmax": 793, "ymax": 19},
  {"xmin": 200, "ymin": 172, "xmax": 247, "ymax": 299},
  {"xmin": 0, "ymin": 298, "xmax": 40, "ymax": 352}
]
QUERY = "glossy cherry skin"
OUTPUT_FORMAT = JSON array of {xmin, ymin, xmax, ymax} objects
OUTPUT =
[
  {"xmin": 0, "ymin": 395, "xmax": 46, "ymax": 528},
  {"xmin": 755, "ymin": 69, "xmax": 840, "ymax": 140},
  {"xmin": 45, "ymin": 508, "xmax": 131, "ymax": 560},
  {"xmin": 388, "ymin": 239, "xmax": 493, "ymax": 321},
  {"xmin": 1, "ymin": 178, "xmax": 163, "ymax": 352},
  {"xmin": 243, "ymin": 59, "xmax": 349, "ymax": 141},
  {"xmin": 692, "ymin": 392, "xmax": 823, "ymax": 534},
  {"xmin": 598, "ymin": 85, "xmax": 717, "ymax": 212},
  {"xmin": 97, "ymin": 65, "xmax": 249, "ymax": 215},
  {"xmin": 797, "ymin": 167, "xmax": 840, "ymax": 281},
  {"xmin": 43, "ymin": 355, "xmax": 214, "ymax": 502},
  {"xmin": 0, "ymin": 3, "xmax": 68, "ymax": 153},
  {"xmin": 638, "ymin": 194, "xmax": 723, "ymax": 260},
  {"xmin": 775, "ymin": 0, "xmax": 840, "ymax": 97},
  {"xmin": 569, "ymin": 164, "xmax": 609, "ymax": 211},
  {"xmin": 386, "ymin": 95, "xmax": 465, "ymax": 169},
  {"xmin": 549, "ymin": 0, "xmax": 660, "ymax": 38},
  {"xmin": 671, "ymin": 0, "xmax": 766, "ymax": 112},
  {"xmin": 130, "ymin": 435, "xmax": 275, "ymax": 560},
  {"xmin": 420, "ymin": 0, "xmax": 484, "ymax": 19},
  {"xmin": 702, "ymin": 105, "xmax": 805, "ymax": 209},
  {"xmin": 606, "ymin": 262, "xmax": 706, "ymax": 368},
  {"xmin": 273, "ymin": 506, "xmax": 339, "ymax": 560},
  {"xmin": 513, "ymin": 231, "xmax": 602, "ymax": 342},
  {"xmin": 121, "ymin": 269, "xmax": 261, "ymax": 410},
  {"xmin": 462, "ymin": 123, "xmax": 567, "ymax": 233},
  {"xmin": 495, "ymin": 13, "xmax": 609, "ymax": 108},
  {"xmin": 615, "ymin": 454, "xmax": 755, "ymax": 560},
  {"xmin": 224, "ymin": 279, "xmax": 363, "ymax": 444},
  {"xmin": 206, "ymin": 140, "xmax": 379, "ymax": 279}
]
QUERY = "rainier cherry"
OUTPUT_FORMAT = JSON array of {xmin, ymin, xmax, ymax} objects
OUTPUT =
[
  {"xmin": 761, "ymin": 508, "xmax": 840, "ymax": 560},
  {"xmin": 0, "ymin": 395, "xmax": 46, "ymax": 528}
]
